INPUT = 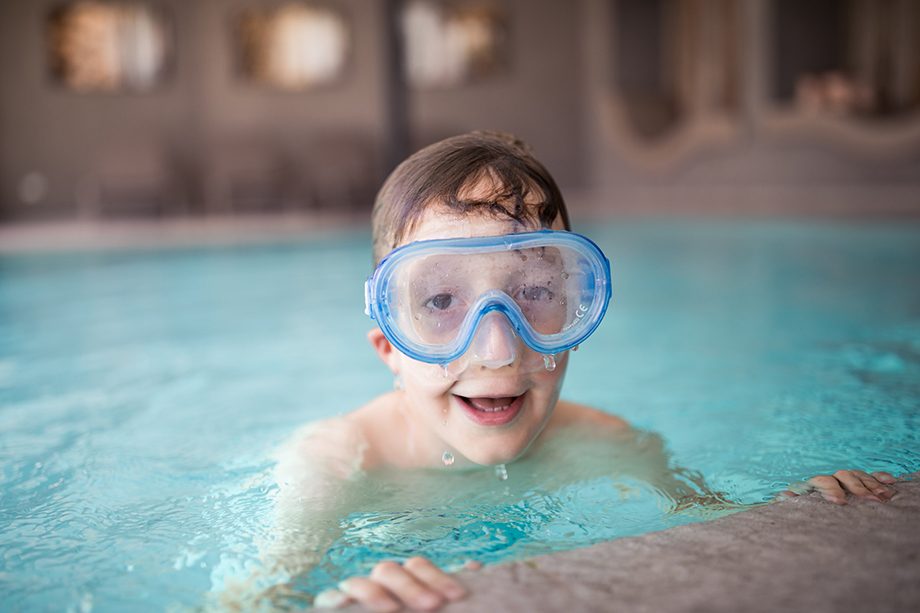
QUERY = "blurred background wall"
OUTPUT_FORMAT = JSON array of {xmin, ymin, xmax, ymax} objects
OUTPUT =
[{"xmin": 1, "ymin": 0, "xmax": 918, "ymax": 223}]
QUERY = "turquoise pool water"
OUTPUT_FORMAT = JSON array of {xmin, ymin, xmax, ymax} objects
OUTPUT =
[{"xmin": 1, "ymin": 220, "xmax": 918, "ymax": 611}]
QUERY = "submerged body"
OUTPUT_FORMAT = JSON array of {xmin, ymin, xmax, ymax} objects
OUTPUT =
[
  {"xmin": 260, "ymin": 132, "xmax": 898, "ymax": 612},
  {"xmin": 266, "ymin": 407, "xmax": 744, "ymax": 607}
]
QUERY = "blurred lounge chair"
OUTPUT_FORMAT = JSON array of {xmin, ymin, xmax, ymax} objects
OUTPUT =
[
  {"xmin": 295, "ymin": 133, "xmax": 378, "ymax": 211},
  {"xmin": 78, "ymin": 142, "xmax": 182, "ymax": 218},
  {"xmin": 204, "ymin": 144, "xmax": 286, "ymax": 214}
]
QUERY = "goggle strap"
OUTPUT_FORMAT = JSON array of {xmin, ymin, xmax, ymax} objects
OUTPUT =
[{"xmin": 364, "ymin": 278, "xmax": 374, "ymax": 318}]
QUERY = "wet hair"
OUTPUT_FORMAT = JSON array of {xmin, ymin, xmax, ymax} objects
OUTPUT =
[{"xmin": 371, "ymin": 130, "xmax": 571, "ymax": 266}]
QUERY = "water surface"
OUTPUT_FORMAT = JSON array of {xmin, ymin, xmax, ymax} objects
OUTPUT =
[{"xmin": 1, "ymin": 220, "xmax": 918, "ymax": 612}]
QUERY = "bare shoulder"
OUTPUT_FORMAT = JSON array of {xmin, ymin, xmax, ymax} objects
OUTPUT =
[
  {"xmin": 345, "ymin": 392, "xmax": 416, "ymax": 469},
  {"xmin": 275, "ymin": 412, "xmax": 371, "ymax": 484},
  {"xmin": 546, "ymin": 400, "xmax": 631, "ymax": 432}
]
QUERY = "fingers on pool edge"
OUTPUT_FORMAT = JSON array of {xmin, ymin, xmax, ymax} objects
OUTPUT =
[
  {"xmin": 871, "ymin": 471, "xmax": 899, "ymax": 495},
  {"xmin": 834, "ymin": 470, "xmax": 888, "ymax": 503},
  {"xmin": 807, "ymin": 475, "xmax": 848, "ymax": 505},
  {"xmin": 314, "ymin": 589, "xmax": 354, "ymax": 610},
  {"xmin": 852, "ymin": 469, "xmax": 897, "ymax": 500},
  {"xmin": 338, "ymin": 577, "xmax": 403, "ymax": 613},
  {"xmin": 404, "ymin": 556, "xmax": 467, "ymax": 602},
  {"xmin": 369, "ymin": 560, "xmax": 446, "ymax": 612}
]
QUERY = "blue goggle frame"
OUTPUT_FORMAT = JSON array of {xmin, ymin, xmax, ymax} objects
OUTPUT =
[{"xmin": 365, "ymin": 230, "xmax": 611, "ymax": 365}]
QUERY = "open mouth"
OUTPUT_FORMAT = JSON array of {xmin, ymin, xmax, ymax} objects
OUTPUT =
[{"xmin": 455, "ymin": 393, "xmax": 525, "ymax": 426}]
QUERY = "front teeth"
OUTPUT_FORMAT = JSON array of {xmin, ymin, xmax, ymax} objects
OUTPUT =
[{"xmin": 480, "ymin": 405, "xmax": 511, "ymax": 412}]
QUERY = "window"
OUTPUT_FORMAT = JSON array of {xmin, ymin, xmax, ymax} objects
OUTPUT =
[
  {"xmin": 776, "ymin": 0, "xmax": 920, "ymax": 117},
  {"xmin": 612, "ymin": 0, "xmax": 741, "ymax": 139},
  {"xmin": 234, "ymin": 3, "xmax": 350, "ymax": 90},
  {"xmin": 401, "ymin": 1, "xmax": 507, "ymax": 89},
  {"xmin": 48, "ymin": 2, "xmax": 173, "ymax": 92}
]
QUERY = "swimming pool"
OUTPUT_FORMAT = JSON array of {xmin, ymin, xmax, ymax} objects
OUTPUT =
[{"xmin": 2, "ymin": 220, "xmax": 918, "ymax": 612}]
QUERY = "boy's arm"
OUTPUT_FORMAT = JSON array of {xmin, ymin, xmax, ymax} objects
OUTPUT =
[
  {"xmin": 548, "ymin": 402, "xmax": 746, "ymax": 511},
  {"xmin": 211, "ymin": 419, "xmax": 367, "ymax": 610},
  {"xmin": 776, "ymin": 470, "xmax": 897, "ymax": 504},
  {"xmin": 555, "ymin": 403, "xmax": 899, "ymax": 509},
  {"xmin": 315, "ymin": 558, "xmax": 479, "ymax": 611},
  {"xmin": 267, "ymin": 418, "xmax": 370, "ymax": 575},
  {"xmin": 272, "ymin": 418, "xmax": 476, "ymax": 612}
]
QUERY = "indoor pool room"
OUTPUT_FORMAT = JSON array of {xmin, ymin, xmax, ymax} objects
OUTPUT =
[
  {"xmin": 2, "ymin": 1, "xmax": 920, "ymax": 612},
  {"xmin": 2, "ymin": 219, "xmax": 919, "ymax": 612}
]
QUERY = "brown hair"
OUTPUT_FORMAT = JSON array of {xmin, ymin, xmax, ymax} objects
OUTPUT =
[{"xmin": 371, "ymin": 131, "xmax": 571, "ymax": 266}]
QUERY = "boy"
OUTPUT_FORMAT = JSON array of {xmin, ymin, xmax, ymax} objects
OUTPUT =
[{"xmin": 271, "ymin": 131, "xmax": 896, "ymax": 612}]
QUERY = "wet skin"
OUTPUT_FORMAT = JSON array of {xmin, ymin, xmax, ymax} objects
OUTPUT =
[
  {"xmin": 278, "ymin": 190, "xmax": 899, "ymax": 612},
  {"xmin": 359, "ymin": 207, "xmax": 576, "ymax": 471}
]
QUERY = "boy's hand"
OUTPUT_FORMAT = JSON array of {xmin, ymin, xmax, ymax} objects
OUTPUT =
[
  {"xmin": 775, "ymin": 470, "xmax": 897, "ymax": 505},
  {"xmin": 314, "ymin": 557, "xmax": 481, "ymax": 612}
]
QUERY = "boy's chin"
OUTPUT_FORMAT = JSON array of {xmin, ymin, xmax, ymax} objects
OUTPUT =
[{"xmin": 460, "ymin": 444, "xmax": 528, "ymax": 467}]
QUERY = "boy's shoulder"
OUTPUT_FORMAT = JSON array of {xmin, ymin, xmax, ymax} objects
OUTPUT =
[
  {"xmin": 274, "ymin": 415, "xmax": 370, "ymax": 483},
  {"xmin": 547, "ymin": 400, "xmax": 631, "ymax": 432},
  {"xmin": 281, "ymin": 393, "xmax": 407, "ymax": 472}
]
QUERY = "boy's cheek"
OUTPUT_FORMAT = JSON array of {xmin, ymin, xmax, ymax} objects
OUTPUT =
[{"xmin": 402, "ymin": 368, "xmax": 456, "ymax": 395}]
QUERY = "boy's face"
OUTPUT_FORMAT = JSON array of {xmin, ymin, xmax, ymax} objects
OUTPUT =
[{"xmin": 372, "ymin": 194, "xmax": 569, "ymax": 468}]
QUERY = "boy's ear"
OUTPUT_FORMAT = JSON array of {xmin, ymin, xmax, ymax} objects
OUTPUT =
[{"xmin": 367, "ymin": 327, "xmax": 399, "ymax": 373}]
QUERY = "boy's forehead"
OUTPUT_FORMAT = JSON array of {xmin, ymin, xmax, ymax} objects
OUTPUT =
[
  {"xmin": 405, "ymin": 207, "xmax": 522, "ymax": 243},
  {"xmin": 401, "ymin": 205, "xmax": 564, "ymax": 245}
]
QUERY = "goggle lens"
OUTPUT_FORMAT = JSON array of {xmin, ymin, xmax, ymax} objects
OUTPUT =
[{"xmin": 368, "ymin": 231, "xmax": 610, "ymax": 365}]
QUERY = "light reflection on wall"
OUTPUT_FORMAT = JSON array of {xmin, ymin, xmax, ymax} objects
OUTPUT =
[
  {"xmin": 783, "ymin": 0, "xmax": 920, "ymax": 118},
  {"xmin": 47, "ymin": 2, "xmax": 172, "ymax": 92},
  {"xmin": 235, "ymin": 4, "xmax": 350, "ymax": 90},
  {"xmin": 401, "ymin": 0, "xmax": 506, "ymax": 89}
]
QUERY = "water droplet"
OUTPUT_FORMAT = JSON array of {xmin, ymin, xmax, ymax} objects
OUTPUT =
[
  {"xmin": 495, "ymin": 464, "xmax": 508, "ymax": 480},
  {"xmin": 443, "ymin": 420, "xmax": 448, "ymax": 426},
  {"xmin": 414, "ymin": 314, "xmax": 421, "ymax": 320},
  {"xmin": 440, "ymin": 364, "xmax": 450, "ymax": 378},
  {"xmin": 442, "ymin": 451, "xmax": 455, "ymax": 466},
  {"xmin": 543, "ymin": 354, "xmax": 556, "ymax": 371},
  {"xmin": 561, "ymin": 271, "xmax": 570, "ymax": 279}
]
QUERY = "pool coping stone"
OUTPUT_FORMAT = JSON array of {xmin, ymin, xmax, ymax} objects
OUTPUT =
[{"xmin": 323, "ymin": 471, "xmax": 920, "ymax": 613}]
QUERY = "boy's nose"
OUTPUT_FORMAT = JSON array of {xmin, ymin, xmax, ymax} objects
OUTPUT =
[{"xmin": 470, "ymin": 312, "xmax": 520, "ymax": 369}]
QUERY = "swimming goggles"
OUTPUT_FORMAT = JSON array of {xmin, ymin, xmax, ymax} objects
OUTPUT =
[{"xmin": 365, "ymin": 230, "xmax": 611, "ymax": 366}]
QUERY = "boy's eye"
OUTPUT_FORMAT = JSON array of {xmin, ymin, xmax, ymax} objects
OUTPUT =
[
  {"xmin": 425, "ymin": 293, "xmax": 455, "ymax": 310},
  {"xmin": 518, "ymin": 286, "xmax": 554, "ymax": 301}
]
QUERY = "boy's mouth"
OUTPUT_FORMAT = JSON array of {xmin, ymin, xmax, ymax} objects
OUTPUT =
[{"xmin": 455, "ymin": 394, "xmax": 524, "ymax": 426}]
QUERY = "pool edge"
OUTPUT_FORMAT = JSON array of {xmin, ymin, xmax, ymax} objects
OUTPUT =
[{"xmin": 328, "ymin": 471, "xmax": 920, "ymax": 612}]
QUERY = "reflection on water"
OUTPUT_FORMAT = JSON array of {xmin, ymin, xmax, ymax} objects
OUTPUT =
[
  {"xmin": 294, "ymin": 426, "xmax": 747, "ymax": 599},
  {"xmin": 1, "ymin": 222, "xmax": 919, "ymax": 612}
]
